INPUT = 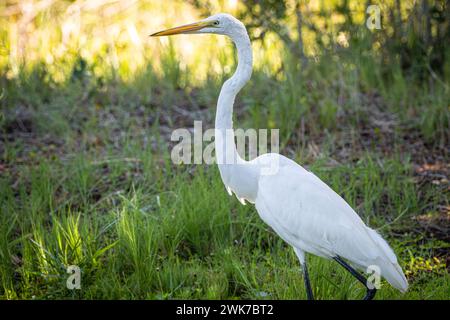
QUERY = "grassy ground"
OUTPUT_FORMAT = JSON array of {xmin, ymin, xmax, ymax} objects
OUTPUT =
[{"xmin": 1, "ymin": 42, "xmax": 449, "ymax": 299}]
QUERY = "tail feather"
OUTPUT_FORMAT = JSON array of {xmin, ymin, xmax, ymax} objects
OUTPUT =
[
  {"xmin": 366, "ymin": 228, "xmax": 408, "ymax": 292},
  {"xmin": 377, "ymin": 257, "xmax": 408, "ymax": 292}
]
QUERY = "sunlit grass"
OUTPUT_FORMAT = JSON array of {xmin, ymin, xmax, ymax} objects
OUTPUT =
[
  {"xmin": 1, "ymin": 152, "xmax": 449, "ymax": 299},
  {"xmin": 0, "ymin": 0, "xmax": 449, "ymax": 300}
]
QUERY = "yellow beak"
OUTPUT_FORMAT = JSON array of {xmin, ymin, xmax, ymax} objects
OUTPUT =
[{"xmin": 150, "ymin": 21, "xmax": 214, "ymax": 37}]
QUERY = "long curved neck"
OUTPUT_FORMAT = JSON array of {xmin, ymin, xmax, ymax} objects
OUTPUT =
[{"xmin": 215, "ymin": 29, "xmax": 253, "ymax": 165}]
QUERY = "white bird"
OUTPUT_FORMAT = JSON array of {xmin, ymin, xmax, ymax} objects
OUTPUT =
[{"xmin": 151, "ymin": 13, "xmax": 408, "ymax": 300}]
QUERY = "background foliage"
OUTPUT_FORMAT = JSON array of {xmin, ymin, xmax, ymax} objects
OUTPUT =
[{"xmin": 0, "ymin": 0, "xmax": 449, "ymax": 299}]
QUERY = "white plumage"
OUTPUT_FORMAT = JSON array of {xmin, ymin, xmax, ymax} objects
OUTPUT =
[
  {"xmin": 254, "ymin": 153, "xmax": 407, "ymax": 292},
  {"xmin": 152, "ymin": 13, "xmax": 408, "ymax": 299}
]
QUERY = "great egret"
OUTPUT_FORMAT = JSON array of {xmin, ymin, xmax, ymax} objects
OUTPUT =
[{"xmin": 151, "ymin": 13, "xmax": 408, "ymax": 300}]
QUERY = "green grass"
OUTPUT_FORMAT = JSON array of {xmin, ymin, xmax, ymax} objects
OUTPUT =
[
  {"xmin": 1, "ymin": 42, "xmax": 449, "ymax": 299},
  {"xmin": 0, "ymin": 155, "xmax": 448, "ymax": 299}
]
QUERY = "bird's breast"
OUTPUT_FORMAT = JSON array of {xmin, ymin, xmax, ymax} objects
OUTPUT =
[{"xmin": 218, "ymin": 163, "xmax": 259, "ymax": 204}]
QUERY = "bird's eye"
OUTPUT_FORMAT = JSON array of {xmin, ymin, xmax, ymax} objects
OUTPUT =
[{"xmin": 213, "ymin": 21, "xmax": 219, "ymax": 26}]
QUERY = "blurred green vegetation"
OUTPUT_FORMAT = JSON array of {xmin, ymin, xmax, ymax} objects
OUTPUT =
[{"xmin": 0, "ymin": 0, "xmax": 449, "ymax": 299}]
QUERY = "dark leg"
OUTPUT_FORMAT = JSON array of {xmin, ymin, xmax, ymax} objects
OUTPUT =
[
  {"xmin": 333, "ymin": 256, "xmax": 377, "ymax": 300},
  {"xmin": 302, "ymin": 260, "xmax": 314, "ymax": 300}
]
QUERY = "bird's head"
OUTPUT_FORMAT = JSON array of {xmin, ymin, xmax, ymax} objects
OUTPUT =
[{"xmin": 150, "ymin": 13, "xmax": 245, "ymax": 38}]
